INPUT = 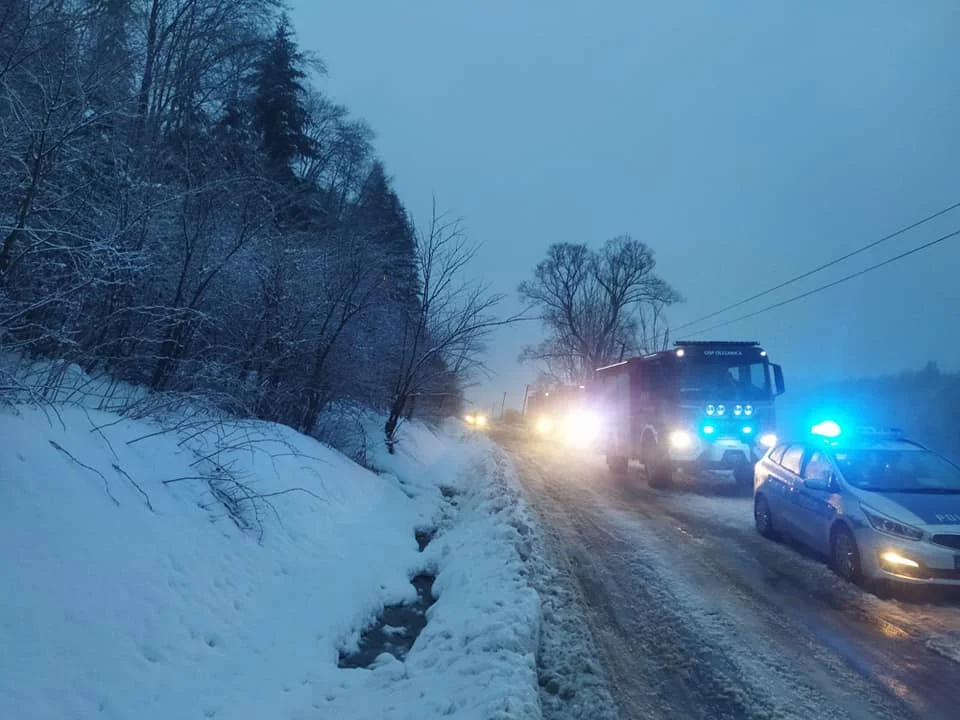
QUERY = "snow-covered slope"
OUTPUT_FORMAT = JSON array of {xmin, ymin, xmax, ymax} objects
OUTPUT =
[{"xmin": 1, "ymin": 401, "xmax": 541, "ymax": 720}]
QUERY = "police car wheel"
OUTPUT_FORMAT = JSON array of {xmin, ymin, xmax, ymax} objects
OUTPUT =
[
  {"xmin": 831, "ymin": 525, "xmax": 863, "ymax": 584},
  {"xmin": 754, "ymin": 494, "xmax": 776, "ymax": 539}
]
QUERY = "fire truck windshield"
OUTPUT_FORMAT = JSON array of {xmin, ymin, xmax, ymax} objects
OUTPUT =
[{"xmin": 678, "ymin": 359, "xmax": 771, "ymax": 401}]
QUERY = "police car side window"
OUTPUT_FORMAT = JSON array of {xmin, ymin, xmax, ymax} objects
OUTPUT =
[
  {"xmin": 802, "ymin": 451, "xmax": 831, "ymax": 481},
  {"xmin": 769, "ymin": 445, "xmax": 788, "ymax": 464},
  {"xmin": 780, "ymin": 445, "xmax": 805, "ymax": 475}
]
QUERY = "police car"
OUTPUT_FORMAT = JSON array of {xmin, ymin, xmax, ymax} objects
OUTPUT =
[{"xmin": 753, "ymin": 422, "xmax": 960, "ymax": 586}]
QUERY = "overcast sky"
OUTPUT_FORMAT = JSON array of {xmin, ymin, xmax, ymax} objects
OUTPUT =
[{"xmin": 290, "ymin": 0, "xmax": 960, "ymax": 413}]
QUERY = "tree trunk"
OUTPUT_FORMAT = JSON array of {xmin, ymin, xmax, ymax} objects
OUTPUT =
[{"xmin": 384, "ymin": 396, "xmax": 406, "ymax": 455}]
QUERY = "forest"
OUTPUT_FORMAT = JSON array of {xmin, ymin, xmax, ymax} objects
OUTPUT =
[{"xmin": 0, "ymin": 1, "xmax": 503, "ymax": 449}]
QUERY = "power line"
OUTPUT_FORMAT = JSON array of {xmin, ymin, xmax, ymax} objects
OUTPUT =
[
  {"xmin": 671, "ymin": 199, "xmax": 960, "ymax": 335},
  {"xmin": 681, "ymin": 226, "xmax": 960, "ymax": 339}
]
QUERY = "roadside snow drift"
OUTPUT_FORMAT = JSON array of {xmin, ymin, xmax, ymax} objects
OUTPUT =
[{"xmin": 0, "ymin": 403, "xmax": 541, "ymax": 720}]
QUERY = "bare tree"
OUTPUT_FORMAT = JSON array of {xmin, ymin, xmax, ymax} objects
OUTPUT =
[
  {"xmin": 0, "ymin": 0, "xmax": 496, "ymax": 459},
  {"xmin": 637, "ymin": 298, "xmax": 671, "ymax": 354},
  {"xmin": 383, "ymin": 202, "xmax": 518, "ymax": 452},
  {"xmin": 519, "ymin": 235, "xmax": 680, "ymax": 382}
]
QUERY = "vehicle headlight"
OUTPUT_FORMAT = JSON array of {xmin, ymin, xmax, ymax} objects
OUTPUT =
[
  {"xmin": 669, "ymin": 430, "xmax": 693, "ymax": 450},
  {"xmin": 759, "ymin": 433, "xmax": 777, "ymax": 448},
  {"xmin": 706, "ymin": 404, "xmax": 716, "ymax": 416},
  {"xmin": 860, "ymin": 504, "xmax": 923, "ymax": 541},
  {"xmin": 535, "ymin": 416, "xmax": 553, "ymax": 435},
  {"xmin": 465, "ymin": 414, "xmax": 475, "ymax": 425},
  {"xmin": 716, "ymin": 404, "xmax": 726, "ymax": 416},
  {"xmin": 734, "ymin": 404, "xmax": 743, "ymax": 416},
  {"xmin": 562, "ymin": 411, "xmax": 601, "ymax": 447},
  {"xmin": 475, "ymin": 414, "xmax": 488, "ymax": 428},
  {"xmin": 744, "ymin": 405, "xmax": 754, "ymax": 416}
]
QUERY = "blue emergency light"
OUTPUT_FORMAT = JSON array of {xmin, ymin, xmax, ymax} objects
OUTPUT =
[{"xmin": 811, "ymin": 420, "xmax": 843, "ymax": 439}]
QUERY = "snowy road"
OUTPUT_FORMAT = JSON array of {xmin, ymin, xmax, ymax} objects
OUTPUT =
[{"xmin": 497, "ymin": 432, "xmax": 960, "ymax": 720}]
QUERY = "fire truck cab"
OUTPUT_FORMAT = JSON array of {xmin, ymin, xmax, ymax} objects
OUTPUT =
[{"xmin": 594, "ymin": 341, "xmax": 785, "ymax": 487}]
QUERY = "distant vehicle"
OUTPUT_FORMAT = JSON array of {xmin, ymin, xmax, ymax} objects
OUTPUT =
[
  {"xmin": 754, "ymin": 422, "xmax": 960, "ymax": 586},
  {"xmin": 594, "ymin": 341, "xmax": 785, "ymax": 487},
  {"xmin": 523, "ymin": 384, "xmax": 600, "ymax": 448},
  {"xmin": 464, "ymin": 411, "xmax": 488, "ymax": 430}
]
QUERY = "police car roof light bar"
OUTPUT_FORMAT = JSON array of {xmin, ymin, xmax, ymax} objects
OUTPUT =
[{"xmin": 852, "ymin": 426, "xmax": 906, "ymax": 438}]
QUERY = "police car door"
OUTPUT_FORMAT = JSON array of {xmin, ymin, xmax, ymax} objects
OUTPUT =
[
  {"xmin": 768, "ymin": 444, "xmax": 805, "ymax": 538},
  {"xmin": 791, "ymin": 449, "xmax": 838, "ymax": 554}
]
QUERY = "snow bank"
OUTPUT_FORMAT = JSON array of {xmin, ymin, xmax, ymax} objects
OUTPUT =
[
  {"xmin": 1, "ymin": 399, "xmax": 543, "ymax": 719},
  {"xmin": 318, "ymin": 428, "xmax": 542, "ymax": 719}
]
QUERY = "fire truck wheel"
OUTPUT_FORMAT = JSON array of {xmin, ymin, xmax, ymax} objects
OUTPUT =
[{"xmin": 646, "ymin": 448, "xmax": 673, "ymax": 489}]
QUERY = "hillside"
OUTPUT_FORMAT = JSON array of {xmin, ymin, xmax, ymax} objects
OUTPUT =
[{"xmin": 1, "ymin": 389, "xmax": 543, "ymax": 719}]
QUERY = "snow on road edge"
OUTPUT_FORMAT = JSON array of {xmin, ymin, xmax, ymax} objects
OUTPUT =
[{"xmin": 493, "ymin": 448, "xmax": 619, "ymax": 720}]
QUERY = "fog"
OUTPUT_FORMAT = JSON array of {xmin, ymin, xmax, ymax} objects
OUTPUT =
[{"xmin": 290, "ymin": 1, "xmax": 960, "ymax": 415}]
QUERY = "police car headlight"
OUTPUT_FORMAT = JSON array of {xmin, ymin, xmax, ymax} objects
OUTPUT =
[{"xmin": 860, "ymin": 504, "xmax": 923, "ymax": 541}]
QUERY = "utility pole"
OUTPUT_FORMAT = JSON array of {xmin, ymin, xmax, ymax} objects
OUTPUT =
[
  {"xmin": 520, "ymin": 384, "xmax": 530, "ymax": 418},
  {"xmin": 500, "ymin": 391, "xmax": 507, "ymax": 420}
]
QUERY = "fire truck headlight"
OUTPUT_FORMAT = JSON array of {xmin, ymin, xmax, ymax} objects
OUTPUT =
[
  {"xmin": 759, "ymin": 433, "xmax": 777, "ymax": 448},
  {"xmin": 669, "ymin": 430, "xmax": 693, "ymax": 450}
]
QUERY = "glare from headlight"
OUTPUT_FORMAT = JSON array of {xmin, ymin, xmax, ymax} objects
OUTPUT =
[
  {"xmin": 535, "ymin": 416, "xmax": 553, "ymax": 435},
  {"xmin": 759, "ymin": 433, "xmax": 777, "ymax": 448},
  {"xmin": 562, "ymin": 411, "xmax": 601, "ymax": 447},
  {"xmin": 465, "ymin": 414, "xmax": 475, "ymax": 425},
  {"xmin": 669, "ymin": 430, "xmax": 693, "ymax": 450},
  {"xmin": 880, "ymin": 551, "xmax": 920, "ymax": 569},
  {"xmin": 475, "ymin": 414, "xmax": 488, "ymax": 428}
]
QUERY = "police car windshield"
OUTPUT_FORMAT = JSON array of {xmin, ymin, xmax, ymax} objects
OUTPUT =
[
  {"xmin": 679, "ymin": 360, "xmax": 770, "ymax": 401},
  {"xmin": 833, "ymin": 448, "xmax": 960, "ymax": 493}
]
